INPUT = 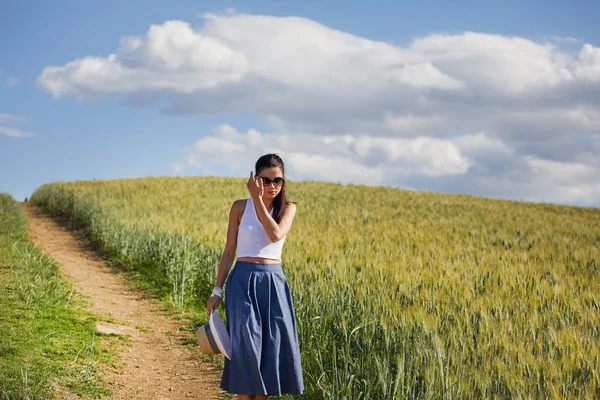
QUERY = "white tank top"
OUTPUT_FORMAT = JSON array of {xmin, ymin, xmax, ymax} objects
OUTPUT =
[{"xmin": 237, "ymin": 198, "xmax": 286, "ymax": 260}]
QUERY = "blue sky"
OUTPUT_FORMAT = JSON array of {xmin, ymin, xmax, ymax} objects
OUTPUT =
[{"xmin": 1, "ymin": 0, "xmax": 599, "ymax": 207}]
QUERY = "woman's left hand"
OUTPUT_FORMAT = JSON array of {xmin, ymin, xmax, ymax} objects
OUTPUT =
[{"xmin": 247, "ymin": 171, "xmax": 264, "ymax": 200}]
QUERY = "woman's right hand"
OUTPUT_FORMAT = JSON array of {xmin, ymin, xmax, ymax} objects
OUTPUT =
[
  {"xmin": 207, "ymin": 295, "xmax": 222, "ymax": 317},
  {"xmin": 247, "ymin": 171, "xmax": 264, "ymax": 201}
]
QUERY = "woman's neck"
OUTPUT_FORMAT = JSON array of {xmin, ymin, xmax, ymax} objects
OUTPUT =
[
  {"xmin": 264, "ymin": 200, "xmax": 274, "ymax": 212},
  {"xmin": 258, "ymin": 197, "xmax": 274, "ymax": 212}
]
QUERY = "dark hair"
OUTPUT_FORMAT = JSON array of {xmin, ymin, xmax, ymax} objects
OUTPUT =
[{"xmin": 255, "ymin": 153, "xmax": 294, "ymax": 224}]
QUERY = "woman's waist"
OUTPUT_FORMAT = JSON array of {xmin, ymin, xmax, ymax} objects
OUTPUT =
[{"xmin": 234, "ymin": 259, "xmax": 283, "ymax": 272}]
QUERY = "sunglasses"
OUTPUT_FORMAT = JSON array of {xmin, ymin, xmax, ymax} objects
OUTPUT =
[{"xmin": 258, "ymin": 176, "xmax": 285, "ymax": 187}]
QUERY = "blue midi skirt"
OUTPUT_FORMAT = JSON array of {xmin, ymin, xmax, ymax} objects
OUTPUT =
[{"xmin": 219, "ymin": 260, "xmax": 304, "ymax": 396}]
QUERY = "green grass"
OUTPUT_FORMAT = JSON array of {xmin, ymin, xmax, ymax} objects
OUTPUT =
[
  {"xmin": 29, "ymin": 176, "xmax": 600, "ymax": 399},
  {"xmin": 0, "ymin": 193, "xmax": 119, "ymax": 399}
]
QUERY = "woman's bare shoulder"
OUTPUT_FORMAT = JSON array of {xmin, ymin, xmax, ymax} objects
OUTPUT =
[
  {"xmin": 232, "ymin": 198, "xmax": 248, "ymax": 206},
  {"xmin": 285, "ymin": 202, "xmax": 297, "ymax": 216},
  {"xmin": 230, "ymin": 198, "xmax": 248, "ymax": 217}
]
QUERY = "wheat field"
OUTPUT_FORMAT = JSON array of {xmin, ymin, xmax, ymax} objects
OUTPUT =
[{"xmin": 31, "ymin": 176, "xmax": 600, "ymax": 399}]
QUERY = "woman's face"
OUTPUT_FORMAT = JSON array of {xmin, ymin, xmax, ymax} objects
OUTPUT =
[{"xmin": 257, "ymin": 166, "xmax": 284, "ymax": 199}]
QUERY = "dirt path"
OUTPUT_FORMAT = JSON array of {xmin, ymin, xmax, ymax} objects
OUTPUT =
[{"xmin": 21, "ymin": 202, "xmax": 225, "ymax": 400}]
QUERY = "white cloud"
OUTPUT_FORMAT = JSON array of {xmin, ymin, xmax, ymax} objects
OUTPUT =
[
  {"xmin": 0, "ymin": 126, "xmax": 35, "ymax": 138},
  {"xmin": 37, "ymin": 13, "xmax": 468, "ymax": 102},
  {"xmin": 549, "ymin": 36, "xmax": 579, "ymax": 44},
  {"xmin": 190, "ymin": 124, "xmax": 248, "ymax": 155},
  {"xmin": 35, "ymin": 12, "xmax": 600, "ymax": 205},
  {"xmin": 183, "ymin": 124, "xmax": 472, "ymax": 184},
  {"xmin": 409, "ymin": 32, "xmax": 575, "ymax": 93},
  {"xmin": 36, "ymin": 14, "xmax": 600, "ymax": 135},
  {"xmin": 352, "ymin": 135, "xmax": 469, "ymax": 176},
  {"xmin": 469, "ymin": 155, "xmax": 600, "ymax": 205},
  {"xmin": 384, "ymin": 114, "xmax": 447, "ymax": 135},
  {"xmin": 180, "ymin": 123, "xmax": 600, "ymax": 205},
  {"xmin": 452, "ymin": 132, "xmax": 513, "ymax": 155},
  {"xmin": 0, "ymin": 113, "xmax": 36, "ymax": 138},
  {"xmin": 0, "ymin": 113, "xmax": 16, "ymax": 123},
  {"xmin": 38, "ymin": 20, "xmax": 248, "ymax": 98},
  {"xmin": 566, "ymin": 106, "xmax": 600, "ymax": 131},
  {"xmin": 526, "ymin": 156, "xmax": 596, "ymax": 184},
  {"xmin": 287, "ymin": 152, "xmax": 386, "ymax": 184},
  {"xmin": 575, "ymin": 44, "xmax": 600, "ymax": 81}
]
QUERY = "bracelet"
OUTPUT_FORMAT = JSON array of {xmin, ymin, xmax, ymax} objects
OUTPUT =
[{"xmin": 211, "ymin": 287, "xmax": 223, "ymax": 298}]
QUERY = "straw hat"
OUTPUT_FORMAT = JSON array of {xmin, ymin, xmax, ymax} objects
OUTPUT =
[{"xmin": 196, "ymin": 310, "xmax": 231, "ymax": 360}]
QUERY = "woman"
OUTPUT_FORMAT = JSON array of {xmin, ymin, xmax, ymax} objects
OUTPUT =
[{"xmin": 206, "ymin": 153, "xmax": 304, "ymax": 399}]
